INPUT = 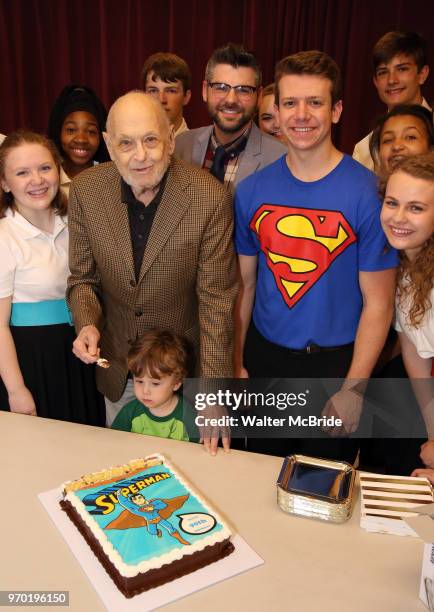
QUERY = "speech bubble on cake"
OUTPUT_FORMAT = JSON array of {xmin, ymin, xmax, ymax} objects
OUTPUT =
[{"xmin": 177, "ymin": 512, "xmax": 217, "ymax": 535}]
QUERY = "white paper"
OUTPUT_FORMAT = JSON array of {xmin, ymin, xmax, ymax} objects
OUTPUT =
[
  {"xmin": 359, "ymin": 471, "xmax": 433, "ymax": 538},
  {"xmin": 38, "ymin": 488, "xmax": 264, "ymax": 611}
]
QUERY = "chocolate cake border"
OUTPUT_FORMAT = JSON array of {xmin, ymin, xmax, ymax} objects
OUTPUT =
[{"xmin": 60, "ymin": 499, "xmax": 235, "ymax": 598}]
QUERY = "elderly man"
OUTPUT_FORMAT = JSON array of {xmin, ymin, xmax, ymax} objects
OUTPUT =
[
  {"xmin": 175, "ymin": 43, "xmax": 286, "ymax": 188},
  {"xmin": 67, "ymin": 92, "xmax": 237, "ymax": 445}
]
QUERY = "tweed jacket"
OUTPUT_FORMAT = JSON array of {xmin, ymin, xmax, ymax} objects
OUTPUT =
[
  {"xmin": 174, "ymin": 122, "xmax": 286, "ymax": 187},
  {"xmin": 67, "ymin": 157, "xmax": 237, "ymax": 402}
]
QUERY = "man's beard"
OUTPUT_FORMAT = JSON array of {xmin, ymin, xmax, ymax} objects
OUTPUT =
[{"xmin": 209, "ymin": 101, "xmax": 254, "ymax": 134}]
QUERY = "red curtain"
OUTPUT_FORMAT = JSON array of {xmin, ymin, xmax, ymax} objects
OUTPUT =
[{"xmin": 0, "ymin": 0, "xmax": 433, "ymax": 153}]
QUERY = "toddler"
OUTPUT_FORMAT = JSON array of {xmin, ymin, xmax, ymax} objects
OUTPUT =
[{"xmin": 111, "ymin": 329, "xmax": 196, "ymax": 441}]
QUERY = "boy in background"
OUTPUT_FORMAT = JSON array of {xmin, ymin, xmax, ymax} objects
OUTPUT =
[{"xmin": 141, "ymin": 52, "xmax": 191, "ymax": 136}]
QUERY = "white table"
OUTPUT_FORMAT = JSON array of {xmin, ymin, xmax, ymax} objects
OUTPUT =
[{"xmin": 0, "ymin": 412, "xmax": 425, "ymax": 611}]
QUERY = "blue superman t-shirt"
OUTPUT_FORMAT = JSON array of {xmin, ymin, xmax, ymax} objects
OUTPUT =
[{"xmin": 234, "ymin": 154, "xmax": 398, "ymax": 349}]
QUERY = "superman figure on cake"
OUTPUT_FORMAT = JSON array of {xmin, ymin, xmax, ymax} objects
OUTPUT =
[{"xmin": 114, "ymin": 490, "xmax": 190, "ymax": 545}]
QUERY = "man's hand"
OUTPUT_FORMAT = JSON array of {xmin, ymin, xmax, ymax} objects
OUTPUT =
[
  {"xmin": 8, "ymin": 386, "xmax": 37, "ymax": 416},
  {"xmin": 73, "ymin": 325, "xmax": 101, "ymax": 364},
  {"xmin": 235, "ymin": 365, "xmax": 249, "ymax": 379},
  {"xmin": 420, "ymin": 440, "xmax": 434, "ymax": 468},
  {"xmin": 411, "ymin": 467, "xmax": 434, "ymax": 484},
  {"xmin": 197, "ymin": 404, "xmax": 231, "ymax": 456},
  {"xmin": 322, "ymin": 388, "xmax": 363, "ymax": 436}
]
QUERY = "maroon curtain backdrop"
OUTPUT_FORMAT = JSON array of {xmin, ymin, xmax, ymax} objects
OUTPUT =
[{"xmin": 0, "ymin": 0, "xmax": 433, "ymax": 153}]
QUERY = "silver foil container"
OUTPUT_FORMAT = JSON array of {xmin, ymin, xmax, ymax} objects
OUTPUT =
[{"xmin": 277, "ymin": 454, "xmax": 355, "ymax": 523}]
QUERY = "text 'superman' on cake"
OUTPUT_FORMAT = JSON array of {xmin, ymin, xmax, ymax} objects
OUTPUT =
[{"xmin": 60, "ymin": 454, "xmax": 234, "ymax": 597}]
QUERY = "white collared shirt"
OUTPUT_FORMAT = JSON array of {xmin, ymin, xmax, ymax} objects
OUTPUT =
[
  {"xmin": 395, "ymin": 285, "xmax": 434, "ymax": 359},
  {"xmin": 174, "ymin": 117, "xmax": 189, "ymax": 137},
  {"xmin": 59, "ymin": 166, "xmax": 72, "ymax": 198},
  {"xmin": 0, "ymin": 208, "xmax": 69, "ymax": 302}
]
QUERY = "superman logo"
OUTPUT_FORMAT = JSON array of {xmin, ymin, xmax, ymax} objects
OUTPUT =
[{"xmin": 250, "ymin": 205, "xmax": 356, "ymax": 308}]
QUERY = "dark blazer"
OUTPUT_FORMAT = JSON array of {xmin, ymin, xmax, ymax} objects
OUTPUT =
[
  {"xmin": 174, "ymin": 122, "xmax": 286, "ymax": 187},
  {"xmin": 67, "ymin": 158, "xmax": 237, "ymax": 401}
]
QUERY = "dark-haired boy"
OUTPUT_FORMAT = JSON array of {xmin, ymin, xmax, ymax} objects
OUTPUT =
[
  {"xmin": 175, "ymin": 43, "xmax": 285, "ymax": 187},
  {"xmin": 234, "ymin": 51, "xmax": 397, "ymax": 460},
  {"xmin": 353, "ymin": 31, "xmax": 430, "ymax": 170},
  {"xmin": 141, "ymin": 52, "xmax": 192, "ymax": 136}
]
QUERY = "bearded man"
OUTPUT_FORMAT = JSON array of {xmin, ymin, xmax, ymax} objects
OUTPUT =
[
  {"xmin": 175, "ymin": 44, "xmax": 286, "ymax": 188},
  {"xmin": 67, "ymin": 91, "xmax": 237, "ymax": 437}
]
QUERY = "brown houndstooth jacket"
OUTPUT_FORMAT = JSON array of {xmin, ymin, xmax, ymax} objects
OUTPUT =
[{"xmin": 67, "ymin": 157, "xmax": 237, "ymax": 401}]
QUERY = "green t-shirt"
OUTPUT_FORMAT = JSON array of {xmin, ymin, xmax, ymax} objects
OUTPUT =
[{"xmin": 111, "ymin": 396, "xmax": 198, "ymax": 442}]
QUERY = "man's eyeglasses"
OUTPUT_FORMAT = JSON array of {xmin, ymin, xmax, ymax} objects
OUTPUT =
[{"xmin": 207, "ymin": 82, "xmax": 257, "ymax": 98}]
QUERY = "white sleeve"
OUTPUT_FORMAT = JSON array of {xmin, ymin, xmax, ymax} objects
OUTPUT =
[
  {"xmin": 393, "ymin": 302, "xmax": 404, "ymax": 333},
  {"xmin": 0, "ymin": 234, "xmax": 16, "ymax": 298}
]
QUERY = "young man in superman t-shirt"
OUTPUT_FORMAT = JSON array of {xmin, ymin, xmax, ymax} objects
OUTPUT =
[{"xmin": 234, "ymin": 51, "xmax": 398, "ymax": 460}]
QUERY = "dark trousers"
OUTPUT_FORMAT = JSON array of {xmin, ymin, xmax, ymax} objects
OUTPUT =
[
  {"xmin": 242, "ymin": 323, "xmax": 359, "ymax": 465},
  {"xmin": 358, "ymin": 354, "xmax": 426, "ymax": 475}
]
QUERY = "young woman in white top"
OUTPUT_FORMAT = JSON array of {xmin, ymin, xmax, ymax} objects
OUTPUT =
[
  {"xmin": 380, "ymin": 152, "xmax": 434, "ymax": 479},
  {"xmin": 0, "ymin": 131, "xmax": 104, "ymax": 424},
  {"xmin": 369, "ymin": 104, "xmax": 434, "ymax": 174}
]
